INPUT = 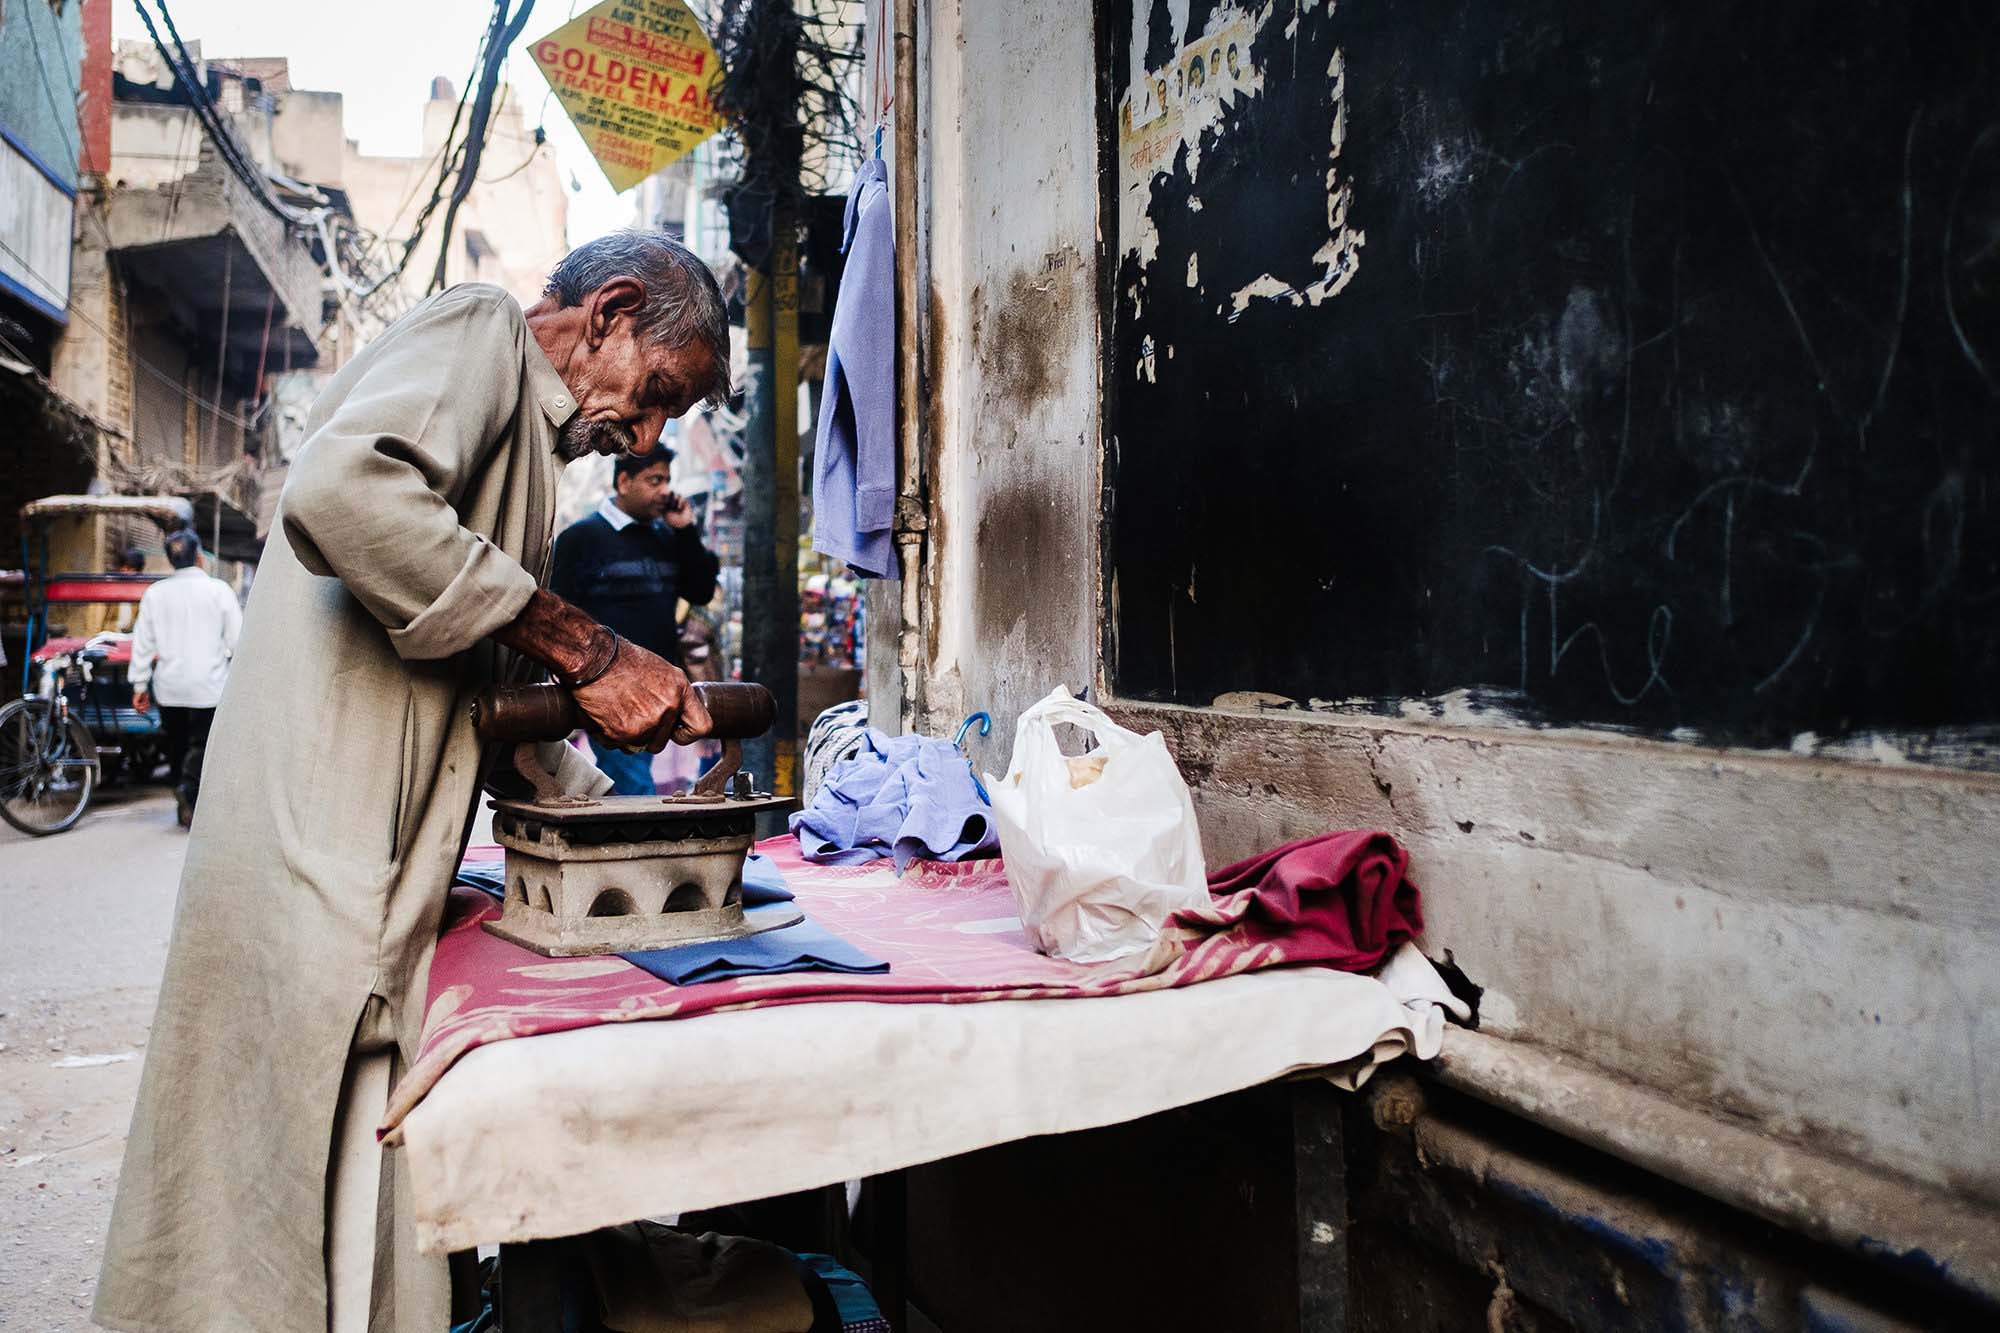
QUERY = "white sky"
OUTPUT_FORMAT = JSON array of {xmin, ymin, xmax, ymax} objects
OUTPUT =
[{"xmin": 110, "ymin": 0, "xmax": 641, "ymax": 244}]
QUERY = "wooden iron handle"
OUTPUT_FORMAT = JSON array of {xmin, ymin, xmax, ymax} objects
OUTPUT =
[{"xmin": 472, "ymin": 680, "xmax": 776, "ymax": 744}]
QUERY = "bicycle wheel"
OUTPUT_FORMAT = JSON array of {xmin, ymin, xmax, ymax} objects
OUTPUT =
[{"xmin": 0, "ymin": 697, "xmax": 97, "ymax": 835}]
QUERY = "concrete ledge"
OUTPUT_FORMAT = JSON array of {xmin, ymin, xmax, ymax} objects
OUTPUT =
[
  {"xmin": 103, "ymin": 144, "xmax": 324, "ymax": 365},
  {"xmin": 1108, "ymin": 697, "xmax": 2000, "ymax": 1206},
  {"xmin": 1429, "ymin": 1027, "xmax": 2000, "ymax": 1308}
]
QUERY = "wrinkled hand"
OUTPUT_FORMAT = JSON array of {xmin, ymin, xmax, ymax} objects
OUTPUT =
[
  {"xmin": 572, "ymin": 639, "xmax": 713, "ymax": 752},
  {"xmin": 663, "ymin": 492, "xmax": 696, "ymax": 530}
]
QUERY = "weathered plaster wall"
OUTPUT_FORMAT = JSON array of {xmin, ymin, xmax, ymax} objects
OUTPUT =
[
  {"xmin": 50, "ymin": 226, "xmax": 134, "ymax": 445},
  {"xmin": 1113, "ymin": 699, "xmax": 2000, "ymax": 1207},
  {"xmin": 108, "ymin": 104, "xmax": 204, "ymax": 190},
  {"xmin": 0, "ymin": 0, "xmax": 85, "ymax": 181},
  {"xmin": 913, "ymin": 0, "xmax": 1101, "ymax": 750},
  {"xmin": 1349, "ymin": 1077, "xmax": 1987, "ymax": 1330},
  {"xmin": 128, "ymin": 319, "xmax": 191, "ymax": 463},
  {"xmin": 102, "ymin": 145, "xmax": 326, "ymax": 351},
  {"xmin": 909, "ymin": 0, "xmax": 2000, "ymax": 1280},
  {"xmin": 266, "ymin": 89, "xmax": 347, "ymax": 186}
]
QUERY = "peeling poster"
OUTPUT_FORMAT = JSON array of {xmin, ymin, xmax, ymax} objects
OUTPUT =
[{"xmin": 1116, "ymin": 1, "xmax": 1362, "ymax": 319}]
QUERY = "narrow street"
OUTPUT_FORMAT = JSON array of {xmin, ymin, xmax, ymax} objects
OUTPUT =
[
  {"xmin": 1, "ymin": 791, "xmax": 184, "ymax": 1330},
  {"xmin": 1, "ymin": 0, "xmax": 1995, "ymax": 1327}
]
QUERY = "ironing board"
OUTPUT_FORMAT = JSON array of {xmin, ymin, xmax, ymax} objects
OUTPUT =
[{"xmin": 393, "ymin": 846, "xmax": 1463, "ymax": 1329}]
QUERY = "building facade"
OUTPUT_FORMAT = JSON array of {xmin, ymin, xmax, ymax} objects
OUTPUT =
[
  {"xmin": 874, "ymin": 1, "xmax": 2000, "ymax": 1328},
  {"xmin": 1, "ymin": 0, "xmax": 95, "ymax": 596},
  {"xmin": 3, "ymin": 11, "xmax": 575, "ymax": 670},
  {"xmin": 340, "ymin": 75, "xmax": 569, "ymax": 331},
  {"xmin": 45, "ymin": 35, "xmax": 328, "ymax": 591}
]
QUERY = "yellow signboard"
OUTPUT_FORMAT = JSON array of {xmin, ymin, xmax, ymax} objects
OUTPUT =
[{"xmin": 529, "ymin": 0, "xmax": 725, "ymax": 193}]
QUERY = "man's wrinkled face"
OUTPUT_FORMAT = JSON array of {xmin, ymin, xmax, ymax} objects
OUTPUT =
[
  {"xmin": 613, "ymin": 458, "xmax": 674, "ymax": 519},
  {"xmin": 556, "ymin": 319, "xmax": 716, "ymax": 462}
]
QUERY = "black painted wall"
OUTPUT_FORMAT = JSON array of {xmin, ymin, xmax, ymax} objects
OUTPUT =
[{"xmin": 1107, "ymin": 0, "xmax": 2000, "ymax": 747}]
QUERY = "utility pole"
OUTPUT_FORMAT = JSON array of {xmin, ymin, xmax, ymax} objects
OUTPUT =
[{"xmin": 735, "ymin": 0, "xmax": 803, "ymax": 825}]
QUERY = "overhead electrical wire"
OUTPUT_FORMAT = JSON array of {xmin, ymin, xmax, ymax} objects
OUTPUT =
[
  {"xmin": 359, "ymin": 2, "xmax": 518, "ymax": 308},
  {"xmin": 129, "ymin": 0, "xmax": 454, "ymax": 322},
  {"xmin": 12, "ymin": 0, "xmax": 525, "ymax": 459},
  {"xmin": 381, "ymin": 29, "xmax": 493, "ymax": 293},
  {"xmin": 159, "ymin": 110, "xmax": 199, "ymax": 242},
  {"xmin": 427, "ymin": 0, "xmax": 539, "ymax": 294},
  {"xmin": 708, "ymin": 0, "xmax": 867, "ymax": 248},
  {"xmin": 32, "ymin": 0, "xmax": 530, "ymax": 357},
  {"xmin": 127, "ymin": 0, "xmax": 530, "ymax": 310},
  {"xmin": 355, "ymin": 123, "xmax": 464, "ymax": 281},
  {"xmin": 12, "ymin": 20, "xmax": 255, "ymax": 440},
  {"xmin": 478, "ymin": 130, "xmax": 548, "ymax": 185},
  {"xmin": 128, "ymin": 0, "xmax": 304, "ymax": 226}
]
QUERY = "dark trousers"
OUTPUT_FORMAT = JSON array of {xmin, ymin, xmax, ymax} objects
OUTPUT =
[{"xmin": 158, "ymin": 705, "xmax": 215, "ymax": 805}]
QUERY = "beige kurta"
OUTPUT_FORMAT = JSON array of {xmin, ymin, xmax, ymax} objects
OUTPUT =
[{"xmin": 96, "ymin": 285, "xmax": 602, "ymax": 1333}]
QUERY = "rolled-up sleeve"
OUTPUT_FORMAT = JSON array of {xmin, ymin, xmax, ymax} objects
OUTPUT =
[{"xmin": 282, "ymin": 289, "xmax": 539, "ymax": 660}]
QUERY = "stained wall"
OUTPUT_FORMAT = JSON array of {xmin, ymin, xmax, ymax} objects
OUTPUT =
[{"xmin": 905, "ymin": 0, "xmax": 2000, "ymax": 1294}]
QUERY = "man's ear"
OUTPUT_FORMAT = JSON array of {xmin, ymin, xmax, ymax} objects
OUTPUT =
[{"xmin": 585, "ymin": 277, "xmax": 648, "ymax": 347}]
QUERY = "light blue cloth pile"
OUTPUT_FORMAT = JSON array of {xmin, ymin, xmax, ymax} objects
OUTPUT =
[{"xmin": 788, "ymin": 728, "xmax": 1000, "ymax": 871}]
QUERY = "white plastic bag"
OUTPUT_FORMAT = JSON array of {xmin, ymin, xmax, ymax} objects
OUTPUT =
[{"xmin": 985, "ymin": 687, "xmax": 1209, "ymax": 963}]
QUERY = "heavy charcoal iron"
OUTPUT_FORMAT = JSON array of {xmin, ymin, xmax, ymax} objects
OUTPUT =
[{"xmin": 471, "ymin": 680, "xmax": 800, "ymax": 957}]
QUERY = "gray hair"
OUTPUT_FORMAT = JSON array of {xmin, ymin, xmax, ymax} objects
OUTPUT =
[{"xmin": 544, "ymin": 230, "xmax": 732, "ymax": 406}]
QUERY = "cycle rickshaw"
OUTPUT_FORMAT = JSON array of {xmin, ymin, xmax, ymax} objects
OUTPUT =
[{"xmin": 1, "ymin": 494, "xmax": 194, "ymax": 835}]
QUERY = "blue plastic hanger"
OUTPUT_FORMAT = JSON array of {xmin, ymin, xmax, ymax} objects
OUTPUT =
[{"xmin": 954, "ymin": 711, "xmax": 993, "ymax": 803}]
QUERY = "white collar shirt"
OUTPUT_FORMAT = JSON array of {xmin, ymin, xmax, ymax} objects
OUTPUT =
[
  {"xmin": 129, "ymin": 567, "xmax": 243, "ymax": 708},
  {"xmin": 596, "ymin": 494, "xmax": 639, "ymax": 532}
]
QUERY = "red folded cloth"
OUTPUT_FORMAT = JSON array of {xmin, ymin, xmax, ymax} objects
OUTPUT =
[{"xmin": 1176, "ymin": 831, "xmax": 1423, "ymax": 973}]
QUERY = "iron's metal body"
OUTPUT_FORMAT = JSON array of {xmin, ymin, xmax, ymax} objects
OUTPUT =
[
  {"xmin": 475, "ymin": 682, "xmax": 798, "ymax": 957},
  {"xmin": 485, "ymin": 793, "xmax": 799, "ymax": 956}
]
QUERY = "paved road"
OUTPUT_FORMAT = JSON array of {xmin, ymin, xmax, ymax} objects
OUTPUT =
[{"xmin": 1, "ymin": 788, "xmax": 184, "ymax": 1330}]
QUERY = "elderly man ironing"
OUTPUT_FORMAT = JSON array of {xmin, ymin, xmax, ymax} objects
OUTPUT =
[{"xmin": 96, "ymin": 233, "xmax": 732, "ymax": 1333}]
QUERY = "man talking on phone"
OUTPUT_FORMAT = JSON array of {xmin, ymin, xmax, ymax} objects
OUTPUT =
[{"xmin": 550, "ymin": 448, "xmax": 722, "ymax": 793}]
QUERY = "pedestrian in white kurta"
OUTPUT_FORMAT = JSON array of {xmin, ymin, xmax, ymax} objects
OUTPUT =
[
  {"xmin": 129, "ymin": 529, "xmax": 242, "ymax": 825},
  {"xmin": 96, "ymin": 234, "xmax": 731, "ymax": 1333}
]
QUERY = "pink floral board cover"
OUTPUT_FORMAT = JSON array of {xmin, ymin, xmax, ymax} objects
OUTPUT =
[{"xmin": 381, "ymin": 830, "xmax": 1421, "ymax": 1136}]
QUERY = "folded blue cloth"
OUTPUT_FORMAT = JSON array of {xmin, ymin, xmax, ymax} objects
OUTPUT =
[
  {"xmin": 454, "ymin": 852, "xmax": 795, "ymax": 908},
  {"xmin": 453, "ymin": 861, "xmax": 507, "ymax": 897},
  {"xmin": 788, "ymin": 728, "xmax": 999, "ymax": 871},
  {"xmin": 623, "ymin": 904, "xmax": 889, "ymax": 985},
  {"xmin": 739, "ymin": 852, "xmax": 795, "ymax": 905}
]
